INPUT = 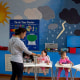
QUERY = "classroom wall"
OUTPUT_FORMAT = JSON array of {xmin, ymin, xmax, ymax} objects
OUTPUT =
[
  {"xmin": 0, "ymin": 0, "xmax": 80, "ymax": 78},
  {"xmin": 0, "ymin": 50, "xmax": 80, "ymax": 77},
  {"xmin": 0, "ymin": 0, "xmax": 80, "ymax": 50}
]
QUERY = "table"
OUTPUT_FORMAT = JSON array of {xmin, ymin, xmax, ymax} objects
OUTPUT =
[
  {"xmin": 24, "ymin": 62, "xmax": 54, "ymax": 80},
  {"xmin": 72, "ymin": 64, "xmax": 80, "ymax": 80},
  {"xmin": 24, "ymin": 63, "xmax": 35, "ymax": 67},
  {"xmin": 35, "ymin": 62, "xmax": 54, "ymax": 80},
  {"xmin": 55, "ymin": 62, "xmax": 73, "ymax": 80},
  {"xmin": 24, "ymin": 63, "xmax": 36, "ymax": 80}
]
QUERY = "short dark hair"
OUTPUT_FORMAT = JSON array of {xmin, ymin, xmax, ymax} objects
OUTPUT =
[
  {"xmin": 15, "ymin": 27, "xmax": 27, "ymax": 35},
  {"xmin": 43, "ymin": 49, "xmax": 47, "ymax": 56},
  {"xmin": 60, "ymin": 51, "xmax": 66, "ymax": 56}
]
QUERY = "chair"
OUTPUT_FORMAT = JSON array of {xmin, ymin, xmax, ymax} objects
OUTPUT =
[
  {"xmin": 36, "ymin": 55, "xmax": 54, "ymax": 80},
  {"xmin": 72, "ymin": 64, "xmax": 80, "ymax": 80},
  {"xmin": 23, "ymin": 55, "xmax": 54, "ymax": 80},
  {"xmin": 55, "ymin": 61, "xmax": 73, "ymax": 80}
]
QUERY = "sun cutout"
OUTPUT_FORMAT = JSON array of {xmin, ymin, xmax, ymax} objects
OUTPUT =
[{"xmin": 0, "ymin": 1, "xmax": 11, "ymax": 25}]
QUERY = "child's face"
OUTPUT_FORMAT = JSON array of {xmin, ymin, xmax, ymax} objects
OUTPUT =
[
  {"xmin": 41, "ymin": 51, "xmax": 46, "ymax": 57},
  {"xmin": 61, "ymin": 52, "xmax": 66, "ymax": 59},
  {"xmin": 25, "ymin": 55, "xmax": 30, "ymax": 58}
]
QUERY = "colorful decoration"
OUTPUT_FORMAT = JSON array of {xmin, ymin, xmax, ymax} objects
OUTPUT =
[
  {"xmin": 27, "ymin": 34, "xmax": 37, "ymax": 45},
  {"xmin": 69, "ymin": 47, "xmax": 76, "ymax": 54},
  {"xmin": 0, "ymin": 1, "xmax": 11, "ymax": 25},
  {"xmin": 56, "ymin": 21, "xmax": 66, "ymax": 39},
  {"xmin": 26, "ymin": 26, "xmax": 32, "ymax": 32},
  {"xmin": 10, "ymin": 20, "xmax": 39, "ymax": 50},
  {"xmin": 10, "ymin": 29, "xmax": 15, "ymax": 32}
]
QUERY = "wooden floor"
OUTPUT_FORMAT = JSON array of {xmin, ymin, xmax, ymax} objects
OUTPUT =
[
  {"xmin": 0, "ymin": 75, "xmax": 51, "ymax": 80},
  {"xmin": 0, "ymin": 74, "xmax": 80, "ymax": 80},
  {"xmin": 0, "ymin": 77, "xmax": 80, "ymax": 80},
  {"xmin": 0, "ymin": 77, "xmax": 34, "ymax": 80},
  {"xmin": 0, "ymin": 76, "xmax": 52, "ymax": 80}
]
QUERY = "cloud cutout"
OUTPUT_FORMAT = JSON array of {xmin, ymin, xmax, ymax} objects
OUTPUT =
[
  {"xmin": 38, "ymin": 6, "xmax": 55, "ymax": 20},
  {"xmin": 59, "ymin": 8, "xmax": 80, "ymax": 24},
  {"xmin": 23, "ymin": 0, "xmax": 49, "ymax": 6},
  {"xmin": 14, "ymin": 15, "xmax": 23, "ymax": 19},
  {"xmin": 24, "ymin": 8, "xmax": 42, "ymax": 19},
  {"xmin": 74, "ymin": 29, "xmax": 80, "ymax": 36},
  {"xmin": 48, "ymin": 24, "xmax": 58, "ymax": 30},
  {"xmin": 72, "ymin": 0, "xmax": 80, "ymax": 4},
  {"xmin": 22, "ymin": 0, "xmax": 36, "ymax": 3}
]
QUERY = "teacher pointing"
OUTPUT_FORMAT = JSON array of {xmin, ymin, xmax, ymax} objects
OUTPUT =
[{"xmin": 8, "ymin": 27, "xmax": 40, "ymax": 80}]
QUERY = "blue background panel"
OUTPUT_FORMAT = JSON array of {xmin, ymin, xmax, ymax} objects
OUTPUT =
[
  {"xmin": 67, "ymin": 36, "xmax": 80, "ymax": 47},
  {"xmin": 76, "ymin": 48, "xmax": 80, "ymax": 54},
  {"xmin": 0, "ymin": 50, "xmax": 80, "ymax": 77}
]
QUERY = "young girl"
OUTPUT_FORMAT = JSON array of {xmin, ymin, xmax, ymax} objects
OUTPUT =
[
  {"xmin": 57, "ymin": 51, "xmax": 73, "ymax": 80},
  {"xmin": 37, "ymin": 50, "xmax": 50, "ymax": 75},
  {"xmin": 23, "ymin": 52, "xmax": 34, "ymax": 74}
]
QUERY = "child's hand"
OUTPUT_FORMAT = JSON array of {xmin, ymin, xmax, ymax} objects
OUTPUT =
[
  {"xmin": 32, "ymin": 61, "xmax": 34, "ymax": 63},
  {"xmin": 60, "ymin": 63, "xmax": 63, "ymax": 66},
  {"xmin": 37, "ymin": 60, "xmax": 40, "ymax": 64},
  {"xmin": 37, "ymin": 62, "xmax": 39, "ymax": 64},
  {"xmin": 37, "ymin": 61, "xmax": 39, "ymax": 64},
  {"xmin": 71, "ymin": 62, "xmax": 74, "ymax": 66},
  {"xmin": 47, "ymin": 62, "xmax": 49, "ymax": 65}
]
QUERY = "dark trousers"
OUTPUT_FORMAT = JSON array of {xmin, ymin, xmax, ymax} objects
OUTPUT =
[{"xmin": 10, "ymin": 61, "xmax": 23, "ymax": 80}]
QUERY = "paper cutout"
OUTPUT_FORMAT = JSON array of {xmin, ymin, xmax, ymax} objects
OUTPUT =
[{"xmin": 56, "ymin": 21, "xmax": 66, "ymax": 39}]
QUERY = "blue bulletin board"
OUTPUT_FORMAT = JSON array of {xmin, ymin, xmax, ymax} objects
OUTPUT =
[
  {"xmin": 67, "ymin": 36, "xmax": 80, "ymax": 47},
  {"xmin": 10, "ymin": 20, "xmax": 39, "ymax": 51}
]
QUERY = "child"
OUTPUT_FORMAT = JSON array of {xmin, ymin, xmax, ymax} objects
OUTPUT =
[
  {"xmin": 37, "ymin": 50, "xmax": 50, "ymax": 75},
  {"xmin": 23, "ymin": 52, "xmax": 34, "ymax": 74},
  {"xmin": 57, "ymin": 51, "xmax": 73, "ymax": 80}
]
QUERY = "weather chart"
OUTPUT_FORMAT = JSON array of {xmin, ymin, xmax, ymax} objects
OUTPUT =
[{"xmin": 10, "ymin": 20, "xmax": 39, "ymax": 51}]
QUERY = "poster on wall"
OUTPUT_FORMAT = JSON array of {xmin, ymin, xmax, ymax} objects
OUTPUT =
[{"xmin": 10, "ymin": 20, "xmax": 39, "ymax": 51}]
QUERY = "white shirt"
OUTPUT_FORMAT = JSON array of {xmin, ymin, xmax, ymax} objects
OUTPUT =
[{"xmin": 8, "ymin": 36, "xmax": 32, "ymax": 63}]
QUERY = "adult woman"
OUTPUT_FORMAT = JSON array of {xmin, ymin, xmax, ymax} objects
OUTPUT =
[{"xmin": 8, "ymin": 28, "xmax": 40, "ymax": 80}]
